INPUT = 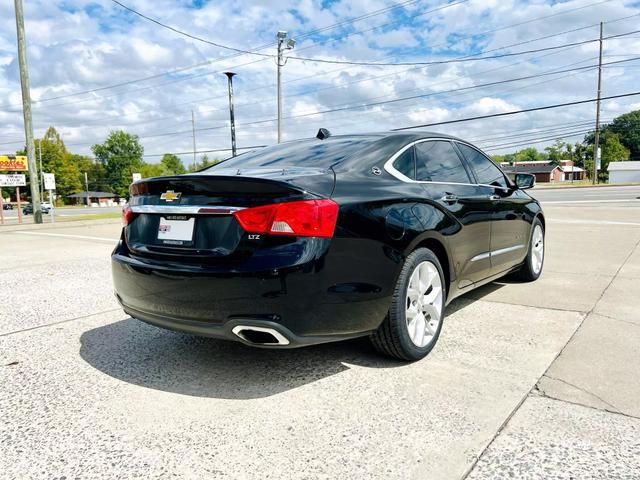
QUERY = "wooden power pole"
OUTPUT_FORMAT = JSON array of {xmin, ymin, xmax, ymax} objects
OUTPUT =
[
  {"xmin": 592, "ymin": 22, "xmax": 604, "ymax": 185},
  {"xmin": 14, "ymin": 0, "xmax": 42, "ymax": 223}
]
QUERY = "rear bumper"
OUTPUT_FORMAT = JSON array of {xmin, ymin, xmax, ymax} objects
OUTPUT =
[
  {"xmin": 117, "ymin": 302, "xmax": 362, "ymax": 348},
  {"xmin": 111, "ymin": 238, "xmax": 398, "ymax": 347}
]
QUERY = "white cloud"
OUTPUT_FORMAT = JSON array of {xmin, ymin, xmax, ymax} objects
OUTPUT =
[{"xmin": 0, "ymin": 0, "xmax": 638, "ymax": 161}]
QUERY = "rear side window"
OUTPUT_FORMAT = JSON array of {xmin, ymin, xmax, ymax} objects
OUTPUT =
[
  {"xmin": 414, "ymin": 141, "xmax": 471, "ymax": 183},
  {"xmin": 393, "ymin": 147, "xmax": 415, "ymax": 180},
  {"xmin": 457, "ymin": 143, "xmax": 508, "ymax": 188}
]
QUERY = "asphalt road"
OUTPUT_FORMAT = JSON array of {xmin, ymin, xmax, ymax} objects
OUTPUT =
[
  {"xmin": 1, "ymin": 206, "xmax": 121, "ymax": 221},
  {"xmin": 1, "ymin": 195, "xmax": 639, "ymax": 479},
  {"xmin": 531, "ymin": 184, "xmax": 640, "ymax": 204}
]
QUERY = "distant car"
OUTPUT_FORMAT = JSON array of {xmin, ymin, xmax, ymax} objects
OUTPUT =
[
  {"xmin": 23, "ymin": 204, "xmax": 50, "ymax": 215},
  {"xmin": 41, "ymin": 201, "xmax": 53, "ymax": 210},
  {"xmin": 2, "ymin": 203, "xmax": 12, "ymax": 210},
  {"xmin": 112, "ymin": 131, "xmax": 544, "ymax": 361}
]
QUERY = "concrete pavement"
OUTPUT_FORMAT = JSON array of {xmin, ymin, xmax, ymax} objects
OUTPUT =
[{"xmin": 1, "ymin": 196, "xmax": 639, "ymax": 479}]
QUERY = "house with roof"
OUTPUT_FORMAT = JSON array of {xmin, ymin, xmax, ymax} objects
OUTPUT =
[{"xmin": 501, "ymin": 160, "xmax": 585, "ymax": 183}]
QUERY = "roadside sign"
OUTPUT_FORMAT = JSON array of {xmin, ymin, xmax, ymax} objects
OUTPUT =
[
  {"xmin": 0, "ymin": 174, "xmax": 27, "ymax": 187},
  {"xmin": 596, "ymin": 147, "xmax": 602, "ymax": 170},
  {"xmin": 43, "ymin": 173, "xmax": 56, "ymax": 190},
  {"xmin": 0, "ymin": 155, "xmax": 28, "ymax": 171},
  {"xmin": 132, "ymin": 172, "xmax": 142, "ymax": 182}
]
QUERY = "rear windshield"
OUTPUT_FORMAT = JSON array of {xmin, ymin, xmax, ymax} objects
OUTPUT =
[{"xmin": 207, "ymin": 137, "xmax": 376, "ymax": 170}]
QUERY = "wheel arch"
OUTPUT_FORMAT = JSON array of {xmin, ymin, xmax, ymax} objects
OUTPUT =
[
  {"xmin": 534, "ymin": 211, "xmax": 546, "ymax": 231},
  {"xmin": 410, "ymin": 236, "xmax": 452, "ymax": 299}
]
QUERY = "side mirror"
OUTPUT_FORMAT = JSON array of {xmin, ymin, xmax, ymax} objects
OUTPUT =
[{"xmin": 515, "ymin": 173, "xmax": 535, "ymax": 190}]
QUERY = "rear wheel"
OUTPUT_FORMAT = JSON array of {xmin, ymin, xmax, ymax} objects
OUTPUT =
[
  {"xmin": 371, "ymin": 248, "xmax": 445, "ymax": 361},
  {"xmin": 515, "ymin": 218, "xmax": 545, "ymax": 281}
]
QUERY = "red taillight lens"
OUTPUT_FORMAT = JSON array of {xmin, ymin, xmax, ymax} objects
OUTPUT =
[
  {"xmin": 233, "ymin": 199, "xmax": 339, "ymax": 238},
  {"xmin": 122, "ymin": 205, "xmax": 136, "ymax": 226}
]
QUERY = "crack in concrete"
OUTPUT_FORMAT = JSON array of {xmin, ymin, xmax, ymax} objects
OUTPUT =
[
  {"xmin": 534, "ymin": 390, "xmax": 640, "ymax": 422},
  {"xmin": 542, "ymin": 374, "xmax": 622, "ymax": 414},
  {"xmin": 461, "ymin": 234, "xmax": 640, "ymax": 479}
]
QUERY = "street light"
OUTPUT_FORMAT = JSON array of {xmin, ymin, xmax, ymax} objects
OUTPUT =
[
  {"xmin": 223, "ymin": 72, "xmax": 237, "ymax": 157},
  {"xmin": 276, "ymin": 30, "xmax": 295, "ymax": 143}
]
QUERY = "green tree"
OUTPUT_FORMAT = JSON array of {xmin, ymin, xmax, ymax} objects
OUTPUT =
[
  {"xmin": 160, "ymin": 154, "xmax": 186, "ymax": 175},
  {"xmin": 544, "ymin": 140, "xmax": 569, "ymax": 165},
  {"xmin": 140, "ymin": 163, "xmax": 169, "ymax": 179},
  {"xmin": 91, "ymin": 130, "xmax": 144, "ymax": 198},
  {"xmin": 35, "ymin": 127, "xmax": 81, "ymax": 203},
  {"xmin": 70, "ymin": 154, "xmax": 107, "ymax": 193},
  {"xmin": 583, "ymin": 130, "xmax": 630, "ymax": 181},
  {"xmin": 187, "ymin": 154, "xmax": 222, "ymax": 172},
  {"xmin": 515, "ymin": 147, "xmax": 545, "ymax": 162},
  {"xmin": 607, "ymin": 109, "xmax": 640, "ymax": 160},
  {"xmin": 491, "ymin": 153, "xmax": 515, "ymax": 164}
]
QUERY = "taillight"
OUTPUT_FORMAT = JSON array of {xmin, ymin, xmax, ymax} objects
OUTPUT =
[
  {"xmin": 122, "ymin": 205, "xmax": 136, "ymax": 226},
  {"xmin": 233, "ymin": 199, "xmax": 339, "ymax": 238}
]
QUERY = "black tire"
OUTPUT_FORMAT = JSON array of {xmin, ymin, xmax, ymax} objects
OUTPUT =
[
  {"xmin": 514, "ymin": 218, "xmax": 545, "ymax": 282},
  {"xmin": 370, "ymin": 248, "xmax": 446, "ymax": 361}
]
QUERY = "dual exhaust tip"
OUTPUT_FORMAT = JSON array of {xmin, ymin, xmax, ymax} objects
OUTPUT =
[{"xmin": 231, "ymin": 325, "xmax": 290, "ymax": 346}]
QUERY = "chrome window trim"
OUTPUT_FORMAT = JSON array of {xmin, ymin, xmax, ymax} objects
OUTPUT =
[
  {"xmin": 470, "ymin": 244, "xmax": 525, "ymax": 262},
  {"xmin": 130, "ymin": 205, "xmax": 245, "ymax": 215},
  {"xmin": 383, "ymin": 138, "xmax": 511, "ymax": 191}
]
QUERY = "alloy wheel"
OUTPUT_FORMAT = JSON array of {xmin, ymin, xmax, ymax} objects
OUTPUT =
[
  {"xmin": 405, "ymin": 261, "xmax": 443, "ymax": 348},
  {"xmin": 531, "ymin": 224, "xmax": 544, "ymax": 274}
]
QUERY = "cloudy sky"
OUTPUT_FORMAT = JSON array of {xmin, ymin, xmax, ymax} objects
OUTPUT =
[{"xmin": 1, "ymin": 0, "xmax": 639, "ymax": 164}]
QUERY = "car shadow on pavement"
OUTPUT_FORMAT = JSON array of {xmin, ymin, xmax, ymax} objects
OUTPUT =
[{"xmin": 79, "ymin": 317, "xmax": 405, "ymax": 400}]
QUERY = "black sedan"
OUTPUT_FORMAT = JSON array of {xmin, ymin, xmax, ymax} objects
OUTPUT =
[{"xmin": 112, "ymin": 131, "xmax": 544, "ymax": 361}]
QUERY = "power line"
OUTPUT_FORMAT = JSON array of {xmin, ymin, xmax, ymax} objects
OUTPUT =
[
  {"xmin": 393, "ymin": 91, "xmax": 640, "ymax": 131},
  {"xmin": 287, "ymin": 29, "xmax": 640, "ymax": 66}
]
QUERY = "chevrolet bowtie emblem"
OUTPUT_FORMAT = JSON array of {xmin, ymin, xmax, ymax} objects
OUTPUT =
[{"xmin": 160, "ymin": 190, "xmax": 181, "ymax": 202}]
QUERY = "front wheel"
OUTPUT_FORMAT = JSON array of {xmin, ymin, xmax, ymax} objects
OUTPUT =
[
  {"xmin": 515, "ymin": 218, "xmax": 545, "ymax": 281},
  {"xmin": 370, "ymin": 248, "xmax": 446, "ymax": 361}
]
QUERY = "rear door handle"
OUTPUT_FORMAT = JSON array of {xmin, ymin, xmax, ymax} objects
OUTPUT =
[{"xmin": 440, "ymin": 194, "xmax": 459, "ymax": 205}]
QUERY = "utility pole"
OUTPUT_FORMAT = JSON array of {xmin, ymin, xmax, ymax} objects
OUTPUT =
[
  {"xmin": 38, "ymin": 140, "xmax": 43, "ymax": 200},
  {"xmin": 84, "ymin": 172, "xmax": 90, "ymax": 207},
  {"xmin": 276, "ymin": 31, "xmax": 295, "ymax": 143},
  {"xmin": 14, "ymin": 0, "xmax": 42, "ymax": 223},
  {"xmin": 224, "ymin": 72, "xmax": 237, "ymax": 157},
  {"xmin": 191, "ymin": 110, "xmax": 197, "ymax": 170},
  {"xmin": 592, "ymin": 21, "xmax": 604, "ymax": 185}
]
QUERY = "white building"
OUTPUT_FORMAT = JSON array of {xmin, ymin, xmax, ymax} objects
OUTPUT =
[{"xmin": 608, "ymin": 161, "xmax": 640, "ymax": 183}]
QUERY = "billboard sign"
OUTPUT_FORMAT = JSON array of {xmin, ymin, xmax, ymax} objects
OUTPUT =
[
  {"xmin": 0, "ymin": 174, "xmax": 27, "ymax": 187},
  {"xmin": 0, "ymin": 155, "xmax": 28, "ymax": 171}
]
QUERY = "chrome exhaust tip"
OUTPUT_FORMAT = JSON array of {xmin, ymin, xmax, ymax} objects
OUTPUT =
[{"xmin": 231, "ymin": 325, "xmax": 290, "ymax": 346}]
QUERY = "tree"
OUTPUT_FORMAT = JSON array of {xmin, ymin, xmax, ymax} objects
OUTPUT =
[
  {"xmin": 187, "ymin": 154, "xmax": 222, "ymax": 172},
  {"xmin": 607, "ymin": 109, "xmax": 640, "ymax": 160},
  {"xmin": 515, "ymin": 147, "xmax": 545, "ymax": 162},
  {"xmin": 140, "ymin": 163, "xmax": 169, "ymax": 179},
  {"xmin": 92, "ymin": 130, "xmax": 144, "ymax": 198},
  {"xmin": 491, "ymin": 153, "xmax": 515, "ymax": 164},
  {"xmin": 70, "ymin": 154, "xmax": 107, "ymax": 193},
  {"xmin": 544, "ymin": 140, "xmax": 568, "ymax": 165},
  {"xmin": 583, "ymin": 130, "xmax": 630, "ymax": 181},
  {"xmin": 34, "ymin": 127, "xmax": 81, "ymax": 203},
  {"xmin": 160, "ymin": 154, "xmax": 186, "ymax": 175}
]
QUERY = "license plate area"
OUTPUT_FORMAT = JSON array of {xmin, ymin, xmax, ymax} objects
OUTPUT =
[{"xmin": 158, "ymin": 215, "xmax": 195, "ymax": 246}]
